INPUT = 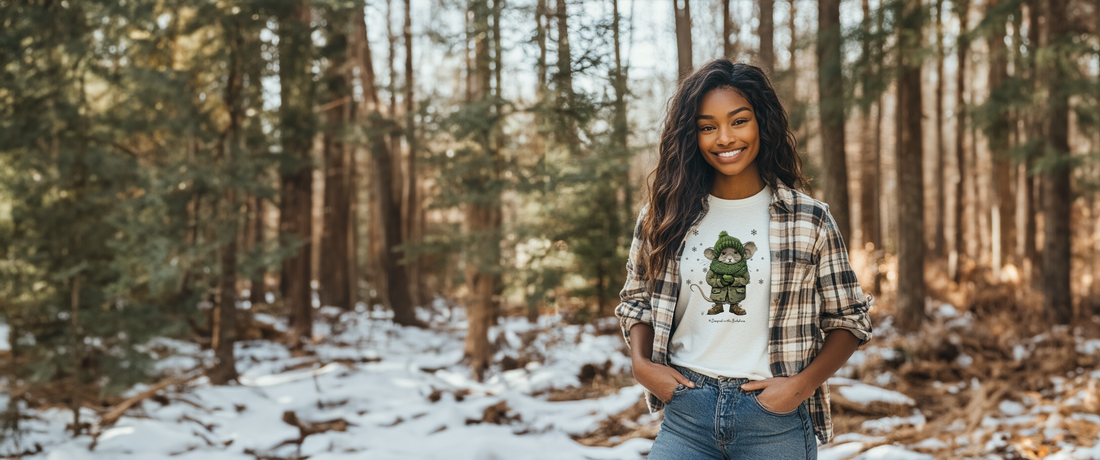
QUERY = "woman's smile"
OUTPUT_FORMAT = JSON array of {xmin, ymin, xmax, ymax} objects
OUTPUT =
[{"xmin": 713, "ymin": 148, "xmax": 746, "ymax": 162}]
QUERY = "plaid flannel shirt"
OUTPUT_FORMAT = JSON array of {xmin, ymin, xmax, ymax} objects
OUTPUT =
[{"xmin": 615, "ymin": 180, "xmax": 873, "ymax": 444}]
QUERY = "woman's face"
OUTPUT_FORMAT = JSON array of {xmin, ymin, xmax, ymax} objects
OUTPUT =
[{"xmin": 696, "ymin": 87, "xmax": 760, "ymax": 182}]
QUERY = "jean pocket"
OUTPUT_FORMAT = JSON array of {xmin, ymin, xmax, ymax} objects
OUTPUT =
[
  {"xmin": 749, "ymin": 391, "xmax": 799, "ymax": 416},
  {"xmin": 668, "ymin": 382, "xmax": 691, "ymax": 404}
]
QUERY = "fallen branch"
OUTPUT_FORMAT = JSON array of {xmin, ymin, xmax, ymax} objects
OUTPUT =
[{"xmin": 97, "ymin": 370, "xmax": 204, "ymax": 429}]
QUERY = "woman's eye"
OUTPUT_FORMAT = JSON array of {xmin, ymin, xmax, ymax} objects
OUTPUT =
[
  {"xmin": 700, "ymin": 126, "xmax": 714, "ymax": 132},
  {"xmin": 733, "ymin": 119, "xmax": 748, "ymax": 126}
]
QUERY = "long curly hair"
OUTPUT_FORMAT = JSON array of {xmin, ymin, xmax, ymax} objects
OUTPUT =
[{"xmin": 638, "ymin": 59, "xmax": 810, "ymax": 284}]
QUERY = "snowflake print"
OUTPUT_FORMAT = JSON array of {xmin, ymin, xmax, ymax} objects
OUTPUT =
[
  {"xmin": 693, "ymin": 229, "xmax": 699, "ymax": 236},
  {"xmin": 759, "ymin": 279, "xmax": 764, "ymax": 284},
  {"xmin": 692, "ymin": 247, "xmax": 697, "ymax": 252},
  {"xmin": 703, "ymin": 267, "xmax": 708, "ymax": 273},
  {"xmin": 751, "ymin": 229, "xmax": 758, "ymax": 235}
]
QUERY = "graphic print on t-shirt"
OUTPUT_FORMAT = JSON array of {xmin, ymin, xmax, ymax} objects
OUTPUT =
[{"xmin": 688, "ymin": 231, "xmax": 758, "ymax": 316}]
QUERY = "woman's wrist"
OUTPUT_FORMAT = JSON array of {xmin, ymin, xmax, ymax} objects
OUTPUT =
[{"xmin": 788, "ymin": 373, "xmax": 817, "ymax": 397}]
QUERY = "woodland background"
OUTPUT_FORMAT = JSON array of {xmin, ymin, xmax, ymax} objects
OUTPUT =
[{"xmin": 1, "ymin": 0, "xmax": 1100, "ymax": 458}]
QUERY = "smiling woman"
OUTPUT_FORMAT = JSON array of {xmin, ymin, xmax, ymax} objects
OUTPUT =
[
  {"xmin": 695, "ymin": 88, "xmax": 762, "ymax": 199},
  {"xmin": 615, "ymin": 60, "xmax": 873, "ymax": 459}
]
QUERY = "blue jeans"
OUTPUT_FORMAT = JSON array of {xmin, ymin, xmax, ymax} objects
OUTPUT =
[{"xmin": 647, "ymin": 366, "xmax": 818, "ymax": 460}]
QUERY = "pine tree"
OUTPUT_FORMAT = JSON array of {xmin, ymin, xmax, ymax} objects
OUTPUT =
[
  {"xmin": 951, "ymin": 0, "xmax": 971, "ymax": 283},
  {"xmin": 319, "ymin": 3, "xmax": 356, "ymax": 311},
  {"xmin": 816, "ymin": 0, "xmax": 851, "ymax": 246},
  {"xmin": 895, "ymin": 0, "xmax": 926, "ymax": 331},
  {"xmin": 1042, "ymin": 0, "xmax": 1072, "ymax": 323},
  {"xmin": 275, "ymin": 0, "xmax": 317, "ymax": 348},
  {"xmin": 351, "ymin": 5, "xmax": 419, "ymax": 327}
]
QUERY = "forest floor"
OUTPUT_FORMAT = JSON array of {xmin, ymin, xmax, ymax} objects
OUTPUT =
[{"xmin": 2, "ymin": 286, "xmax": 1100, "ymax": 459}]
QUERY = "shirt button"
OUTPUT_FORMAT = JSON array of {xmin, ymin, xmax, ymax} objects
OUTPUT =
[{"xmin": 773, "ymin": 298, "xmax": 779, "ymax": 304}]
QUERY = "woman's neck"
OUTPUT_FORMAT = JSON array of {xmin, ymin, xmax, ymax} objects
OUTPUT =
[{"xmin": 711, "ymin": 164, "xmax": 766, "ymax": 200}]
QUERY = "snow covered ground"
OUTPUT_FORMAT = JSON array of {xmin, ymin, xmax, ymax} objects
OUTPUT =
[
  {"xmin": 2, "ymin": 308, "xmax": 652, "ymax": 460},
  {"xmin": 2, "ymin": 303, "xmax": 1100, "ymax": 459}
]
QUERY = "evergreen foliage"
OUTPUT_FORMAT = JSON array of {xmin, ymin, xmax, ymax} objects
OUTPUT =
[{"xmin": 1, "ymin": 0, "xmax": 287, "ymax": 437}]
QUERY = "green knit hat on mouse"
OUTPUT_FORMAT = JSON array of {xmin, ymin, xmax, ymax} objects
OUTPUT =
[{"xmin": 713, "ymin": 231, "xmax": 743, "ymax": 254}]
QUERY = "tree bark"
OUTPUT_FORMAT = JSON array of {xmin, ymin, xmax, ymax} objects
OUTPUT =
[
  {"xmin": 403, "ymin": 0, "xmax": 421, "ymax": 309},
  {"xmin": 951, "ymin": 0, "xmax": 970, "ymax": 283},
  {"xmin": 245, "ymin": 18, "xmax": 268, "ymax": 307},
  {"xmin": 987, "ymin": 0, "xmax": 1015, "ymax": 278},
  {"xmin": 1021, "ymin": 0, "xmax": 1042, "ymax": 281},
  {"xmin": 858, "ymin": 0, "xmax": 880, "ymax": 254},
  {"xmin": 464, "ymin": 0, "xmax": 501, "ymax": 380},
  {"xmin": 278, "ymin": 0, "xmax": 316, "ymax": 348},
  {"xmin": 352, "ymin": 8, "xmax": 420, "ymax": 327},
  {"xmin": 895, "ymin": 0, "xmax": 926, "ymax": 331},
  {"xmin": 673, "ymin": 0, "xmax": 693, "ymax": 79},
  {"xmin": 210, "ymin": 13, "xmax": 244, "ymax": 384},
  {"xmin": 1042, "ymin": 0, "xmax": 1072, "ymax": 324},
  {"xmin": 931, "ymin": 0, "xmax": 947, "ymax": 259},
  {"xmin": 320, "ymin": 19, "xmax": 353, "ymax": 310},
  {"xmin": 529, "ymin": 0, "xmax": 549, "ymax": 323},
  {"xmin": 249, "ymin": 197, "xmax": 266, "ymax": 305},
  {"xmin": 608, "ymin": 0, "xmax": 630, "ymax": 317},
  {"xmin": 758, "ymin": 0, "xmax": 774, "ymax": 76},
  {"xmin": 556, "ymin": 0, "xmax": 579, "ymax": 153},
  {"xmin": 816, "ymin": 0, "xmax": 850, "ymax": 246},
  {"xmin": 386, "ymin": 0, "xmax": 404, "ymax": 246}
]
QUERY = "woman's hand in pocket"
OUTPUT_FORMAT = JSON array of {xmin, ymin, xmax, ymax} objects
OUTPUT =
[
  {"xmin": 740, "ymin": 376, "xmax": 807, "ymax": 413},
  {"xmin": 632, "ymin": 361, "xmax": 695, "ymax": 403}
]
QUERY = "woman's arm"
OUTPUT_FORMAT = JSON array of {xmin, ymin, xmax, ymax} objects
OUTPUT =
[
  {"xmin": 740, "ymin": 329, "xmax": 859, "ymax": 412},
  {"xmin": 629, "ymin": 323, "xmax": 695, "ymax": 403},
  {"xmin": 742, "ymin": 207, "xmax": 870, "ymax": 412}
]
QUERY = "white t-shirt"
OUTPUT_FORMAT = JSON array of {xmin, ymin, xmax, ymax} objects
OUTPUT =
[{"xmin": 669, "ymin": 187, "xmax": 773, "ymax": 380}]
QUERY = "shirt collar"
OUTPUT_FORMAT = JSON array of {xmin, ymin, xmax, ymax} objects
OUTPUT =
[
  {"xmin": 769, "ymin": 180, "xmax": 796, "ymax": 213},
  {"xmin": 698, "ymin": 180, "xmax": 796, "ymax": 214}
]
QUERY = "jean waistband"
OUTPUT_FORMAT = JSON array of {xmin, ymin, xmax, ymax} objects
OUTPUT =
[{"xmin": 672, "ymin": 364, "xmax": 752, "ymax": 388}]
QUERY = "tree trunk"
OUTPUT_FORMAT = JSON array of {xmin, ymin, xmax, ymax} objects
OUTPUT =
[
  {"xmin": 1042, "ymin": 0, "xmax": 1072, "ymax": 324},
  {"xmin": 210, "ymin": 15, "xmax": 244, "ymax": 384},
  {"xmin": 464, "ymin": 0, "xmax": 502, "ymax": 380},
  {"xmin": 556, "ymin": 0, "xmax": 579, "ymax": 153},
  {"xmin": 673, "ymin": 0, "xmax": 692, "ymax": 79},
  {"xmin": 352, "ymin": 8, "xmax": 420, "ymax": 327},
  {"xmin": 278, "ymin": 0, "xmax": 316, "ymax": 348},
  {"xmin": 403, "ymin": 0, "xmax": 421, "ymax": 309},
  {"xmin": 69, "ymin": 274, "xmax": 82, "ymax": 435},
  {"xmin": 722, "ymin": 0, "xmax": 738, "ymax": 59},
  {"xmin": 386, "ymin": 0, "xmax": 404, "ymax": 253},
  {"xmin": 245, "ymin": 18, "xmax": 268, "ymax": 307},
  {"xmin": 858, "ymin": 0, "xmax": 880, "ymax": 254},
  {"xmin": 320, "ymin": 24, "xmax": 352, "ymax": 310},
  {"xmin": 816, "ymin": 0, "xmax": 850, "ymax": 246},
  {"xmin": 529, "ymin": 0, "xmax": 549, "ymax": 324},
  {"xmin": 931, "ymin": 0, "xmax": 946, "ymax": 259},
  {"xmin": 987, "ymin": 0, "xmax": 1014, "ymax": 278},
  {"xmin": 608, "ymin": 0, "xmax": 630, "ymax": 317},
  {"xmin": 895, "ymin": 0, "xmax": 925, "ymax": 331},
  {"xmin": 1022, "ymin": 0, "xmax": 1042, "ymax": 282},
  {"xmin": 249, "ymin": 197, "xmax": 266, "ymax": 305},
  {"xmin": 951, "ymin": 0, "xmax": 970, "ymax": 283},
  {"xmin": 758, "ymin": 0, "xmax": 774, "ymax": 76}
]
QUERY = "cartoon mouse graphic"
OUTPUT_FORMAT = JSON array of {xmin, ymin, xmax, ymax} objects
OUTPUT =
[{"xmin": 689, "ymin": 231, "xmax": 757, "ymax": 315}]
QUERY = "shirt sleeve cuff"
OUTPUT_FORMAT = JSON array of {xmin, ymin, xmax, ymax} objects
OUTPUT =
[
  {"xmin": 616, "ymin": 301, "xmax": 653, "ymax": 346},
  {"xmin": 820, "ymin": 295, "xmax": 873, "ymax": 347}
]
